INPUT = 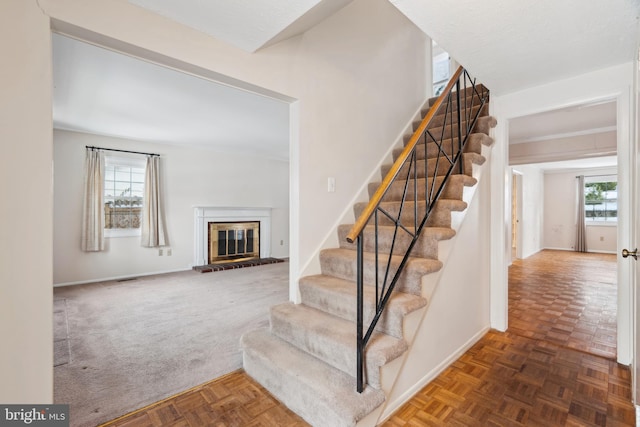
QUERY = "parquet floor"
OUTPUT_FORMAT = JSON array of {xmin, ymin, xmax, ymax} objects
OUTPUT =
[
  {"xmin": 508, "ymin": 250, "xmax": 618, "ymax": 359},
  {"xmin": 104, "ymin": 250, "xmax": 635, "ymax": 426}
]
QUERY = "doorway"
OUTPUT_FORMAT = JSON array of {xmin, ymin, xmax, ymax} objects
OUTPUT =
[{"xmin": 495, "ymin": 86, "xmax": 632, "ymax": 366}]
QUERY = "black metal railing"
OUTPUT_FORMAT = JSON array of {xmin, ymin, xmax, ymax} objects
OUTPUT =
[{"xmin": 345, "ymin": 67, "xmax": 489, "ymax": 392}]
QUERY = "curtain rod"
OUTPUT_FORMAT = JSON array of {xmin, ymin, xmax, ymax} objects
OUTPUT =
[
  {"xmin": 575, "ymin": 173, "xmax": 616, "ymax": 178},
  {"xmin": 86, "ymin": 145, "xmax": 160, "ymax": 157}
]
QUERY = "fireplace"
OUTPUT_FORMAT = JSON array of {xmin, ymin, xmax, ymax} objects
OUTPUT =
[
  {"xmin": 194, "ymin": 207, "xmax": 271, "ymax": 267},
  {"xmin": 208, "ymin": 221, "xmax": 260, "ymax": 263}
]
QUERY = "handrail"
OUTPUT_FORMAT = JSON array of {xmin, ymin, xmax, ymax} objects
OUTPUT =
[
  {"xmin": 345, "ymin": 66, "xmax": 464, "ymax": 244},
  {"xmin": 351, "ymin": 67, "xmax": 489, "ymax": 393}
]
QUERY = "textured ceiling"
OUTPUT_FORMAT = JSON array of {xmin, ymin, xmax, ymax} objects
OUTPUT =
[{"xmin": 390, "ymin": 0, "xmax": 640, "ymax": 95}]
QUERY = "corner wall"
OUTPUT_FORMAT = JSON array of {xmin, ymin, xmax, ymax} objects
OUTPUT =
[
  {"xmin": 53, "ymin": 130, "xmax": 290, "ymax": 285},
  {"xmin": 0, "ymin": 0, "xmax": 53, "ymax": 403}
]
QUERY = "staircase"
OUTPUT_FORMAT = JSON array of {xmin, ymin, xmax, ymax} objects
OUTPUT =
[{"xmin": 241, "ymin": 70, "xmax": 496, "ymax": 426}]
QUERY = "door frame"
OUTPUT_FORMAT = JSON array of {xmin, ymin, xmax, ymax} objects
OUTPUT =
[
  {"xmin": 489, "ymin": 63, "xmax": 635, "ymax": 366},
  {"xmin": 511, "ymin": 169, "xmax": 523, "ymax": 263}
]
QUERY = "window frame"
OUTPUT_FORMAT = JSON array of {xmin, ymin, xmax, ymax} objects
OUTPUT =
[
  {"xmin": 584, "ymin": 175, "xmax": 617, "ymax": 225},
  {"xmin": 103, "ymin": 155, "xmax": 146, "ymax": 238}
]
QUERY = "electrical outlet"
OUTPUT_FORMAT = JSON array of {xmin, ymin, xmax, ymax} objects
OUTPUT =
[
  {"xmin": 167, "ymin": 248, "xmax": 172, "ymax": 256},
  {"xmin": 280, "ymin": 240, "xmax": 284, "ymax": 245},
  {"xmin": 159, "ymin": 248, "xmax": 163, "ymax": 256}
]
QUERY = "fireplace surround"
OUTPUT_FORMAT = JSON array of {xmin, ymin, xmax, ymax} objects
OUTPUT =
[{"xmin": 194, "ymin": 207, "xmax": 271, "ymax": 267}]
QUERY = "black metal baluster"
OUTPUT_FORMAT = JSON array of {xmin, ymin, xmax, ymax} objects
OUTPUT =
[{"xmin": 356, "ymin": 234, "xmax": 364, "ymax": 393}]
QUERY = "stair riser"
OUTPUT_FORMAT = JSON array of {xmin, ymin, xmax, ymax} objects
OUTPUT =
[
  {"xmin": 353, "ymin": 202, "xmax": 457, "ymax": 229},
  {"xmin": 412, "ymin": 115, "xmax": 495, "ymax": 140},
  {"xmin": 422, "ymin": 103, "xmax": 489, "ymax": 128},
  {"xmin": 242, "ymin": 347, "xmax": 347, "ymax": 427},
  {"xmin": 370, "ymin": 176, "xmax": 467, "ymax": 203},
  {"xmin": 269, "ymin": 307, "xmax": 386, "ymax": 389},
  {"xmin": 241, "ymin": 330, "xmax": 386, "ymax": 427},
  {"xmin": 382, "ymin": 154, "xmax": 476, "ymax": 181},
  {"xmin": 428, "ymin": 85, "xmax": 489, "ymax": 107},
  {"xmin": 298, "ymin": 278, "xmax": 413, "ymax": 339},
  {"xmin": 398, "ymin": 133, "xmax": 487, "ymax": 159},
  {"xmin": 338, "ymin": 225, "xmax": 440, "ymax": 259},
  {"xmin": 319, "ymin": 251, "xmax": 437, "ymax": 296}
]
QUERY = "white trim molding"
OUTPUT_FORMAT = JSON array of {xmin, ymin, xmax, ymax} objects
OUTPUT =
[{"xmin": 194, "ymin": 207, "xmax": 271, "ymax": 266}]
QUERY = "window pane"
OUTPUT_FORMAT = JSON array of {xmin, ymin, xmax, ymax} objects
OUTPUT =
[
  {"xmin": 585, "ymin": 180, "xmax": 617, "ymax": 222},
  {"xmin": 131, "ymin": 182, "xmax": 144, "ymax": 193},
  {"xmin": 104, "ymin": 161, "xmax": 145, "ymax": 230},
  {"xmin": 131, "ymin": 171, "xmax": 145, "ymax": 182}
]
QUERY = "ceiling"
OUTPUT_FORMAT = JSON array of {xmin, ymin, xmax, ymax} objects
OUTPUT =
[
  {"xmin": 127, "ymin": 0, "xmax": 354, "ymax": 52},
  {"xmin": 53, "ymin": 0, "xmax": 639, "ymax": 163},
  {"xmin": 52, "ymin": 34, "xmax": 291, "ymax": 160},
  {"xmin": 390, "ymin": 0, "xmax": 640, "ymax": 96}
]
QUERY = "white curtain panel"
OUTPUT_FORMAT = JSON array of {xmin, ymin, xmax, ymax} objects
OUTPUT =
[
  {"xmin": 575, "ymin": 175, "xmax": 587, "ymax": 252},
  {"xmin": 141, "ymin": 155, "xmax": 167, "ymax": 247},
  {"xmin": 81, "ymin": 149, "xmax": 105, "ymax": 252}
]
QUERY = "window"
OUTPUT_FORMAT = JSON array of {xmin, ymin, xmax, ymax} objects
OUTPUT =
[
  {"xmin": 104, "ymin": 156, "xmax": 145, "ymax": 237},
  {"xmin": 432, "ymin": 41, "xmax": 450, "ymax": 96},
  {"xmin": 584, "ymin": 177, "xmax": 617, "ymax": 223}
]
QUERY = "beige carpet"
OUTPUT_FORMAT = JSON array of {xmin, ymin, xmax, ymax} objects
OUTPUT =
[{"xmin": 53, "ymin": 261, "xmax": 289, "ymax": 427}]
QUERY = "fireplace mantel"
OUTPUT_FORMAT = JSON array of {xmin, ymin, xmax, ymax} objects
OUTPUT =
[{"xmin": 194, "ymin": 207, "xmax": 271, "ymax": 267}]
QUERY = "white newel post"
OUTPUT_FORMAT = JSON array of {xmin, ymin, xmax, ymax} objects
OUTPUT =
[{"xmin": 194, "ymin": 207, "xmax": 272, "ymax": 266}]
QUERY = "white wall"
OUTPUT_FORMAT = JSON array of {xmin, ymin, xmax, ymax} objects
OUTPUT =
[
  {"xmin": 53, "ymin": 130, "xmax": 289, "ymax": 285},
  {"xmin": 543, "ymin": 167, "xmax": 618, "ymax": 253},
  {"xmin": 511, "ymin": 165, "xmax": 544, "ymax": 258},
  {"xmin": 0, "ymin": 0, "xmax": 53, "ymax": 403},
  {"xmin": 2, "ymin": 0, "xmax": 427, "ymax": 402},
  {"xmin": 383, "ymin": 149, "xmax": 492, "ymax": 418}
]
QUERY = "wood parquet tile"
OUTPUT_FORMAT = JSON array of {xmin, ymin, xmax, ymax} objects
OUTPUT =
[{"xmin": 105, "ymin": 250, "xmax": 635, "ymax": 426}]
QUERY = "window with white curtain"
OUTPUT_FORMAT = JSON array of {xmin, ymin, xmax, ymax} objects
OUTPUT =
[
  {"xmin": 104, "ymin": 155, "xmax": 146, "ymax": 237},
  {"xmin": 584, "ymin": 175, "xmax": 617, "ymax": 223}
]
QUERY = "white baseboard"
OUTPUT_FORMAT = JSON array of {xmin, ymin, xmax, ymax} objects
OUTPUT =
[
  {"xmin": 542, "ymin": 246, "xmax": 617, "ymax": 255},
  {"xmin": 53, "ymin": 267, "xmax": 192, "ymax": 287},
  {"xmin": 379, "ymin": 326, "xmax": 490, "ymax": 423}
]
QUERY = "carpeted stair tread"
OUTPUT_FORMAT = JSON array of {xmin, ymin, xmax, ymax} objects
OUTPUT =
[
  {"xmin": 412, "ymin": 115, "xmax": 495, "ymax": 140},
  {"xmin": 270, "ymin": 302, "xmax": 407, "ymax": 389},
  {"xmin": 370, "ymin": 175, "xmax": 477, "ymax": 203},
  {"xmin": 299, "ymin": 274, "xmax": 427, "ymax": 339},
  {"xmin": 320, "ymin": 248, "xmax": 442, "ymax": 296},
  {"xmin": 427, "ymin": 85, "xmax": 488, "ymax": 106},
  {"xmin": 398, "ymin": 133, "xmax": 493, "ymax": 159},
  {"xmin": 337, "ymin": 224, "xmax": 455, "ymax": 259},
  {"xmin": 354, "ymin": 199, "xmax": 467, "ymax": 229},
  {"xmin": 241, "ymin": 329, "xmax": 385, "ymax": 427},
  {"xmin": 421, "ymin": 103, "xmax": 489, "ymax": 128},
  {"xmin": 383, "ymin": 152, "xmax": 485, "ymax": 180}
]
